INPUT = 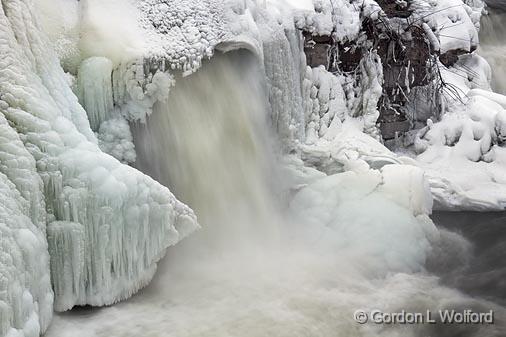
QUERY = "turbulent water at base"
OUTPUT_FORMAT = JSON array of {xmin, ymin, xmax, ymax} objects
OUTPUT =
[
  {"xmin": 479, "ymin": 6, "xmax": 506, "ymax": 94},
  {"xmin": 431, "ymin": 212, "xmax": 506, "ymax": 306},
  {"xmin": 45, "ymin": 52, "xmax": 506, "ymax": 337}
]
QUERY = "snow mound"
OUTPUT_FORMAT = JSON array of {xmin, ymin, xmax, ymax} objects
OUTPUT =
[
  {"xmin": 411, "ymin": 0, "xmax": 481, "ymax": 54},
  {"xmin": 414, "ymin": 52, "xmax": 506, "ymax": 210}
]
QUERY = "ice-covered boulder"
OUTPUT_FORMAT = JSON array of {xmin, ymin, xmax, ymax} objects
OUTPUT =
[{"xmin": 289, "ymin": 164, "xmax": 436, "ymax": 275}]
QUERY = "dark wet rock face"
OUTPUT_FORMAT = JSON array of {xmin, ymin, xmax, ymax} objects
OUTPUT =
[
  {"xmin": 303, "ymin": 33, "xmax": 335, "ymax": 70},
  {"xmin": 376, "ymin": 0, "xmax": 413, "ymax": 18}
]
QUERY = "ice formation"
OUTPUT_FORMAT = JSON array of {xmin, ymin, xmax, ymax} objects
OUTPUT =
[
  {"xmin": 0, "ymin": 0, "xmax": 198, "ymax": 334},
  {"xmin": 46, "ymin": 42, "xmax": 477, "ymax": 337},
  {"xmin": 2, "ymin": 0, "xmax": 506, "ymax": 336},
  {"xmin": 0, "ymin": 116, "xmax": 53, "ymax": 337},
  {"xmin": 270, "ymin": 0, "xmax": 506, "ymax": 211}
]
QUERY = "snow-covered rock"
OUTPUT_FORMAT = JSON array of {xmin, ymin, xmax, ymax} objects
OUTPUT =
[
  {"xmin": 411, "ymin": 0, "xmax": 482, "ymax": 54},
  {"xmin": 413, "ymin": 45, "xmax": 506, "ymax": 210}
]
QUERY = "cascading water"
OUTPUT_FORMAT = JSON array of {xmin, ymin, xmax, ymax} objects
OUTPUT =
[
  {"xmin": 132, "ymin": 51, "xmax": 283, "ymax": 250},
  {"xmin": 479, "ymin": 5, "xmax": 506, "ymax": 94},
  {"xmin": 46, "ymin": 50, "xmax": 506, "ymax": 337}
]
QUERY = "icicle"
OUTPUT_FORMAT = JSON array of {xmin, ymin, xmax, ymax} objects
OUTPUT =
[{"xmin": 77, "ymin": 57, "xmax": 115, "ymax": 131}]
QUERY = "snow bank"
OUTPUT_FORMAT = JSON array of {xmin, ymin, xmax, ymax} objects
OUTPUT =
[
  {"xmin": 411, "ymin": 0, "xmax": 482, "ymax": 54},
  {"xmin": 0, "ymin": 0, "xmax": 198, "ymax": 324},
  {"xmin": 293, "ymin": 0, "xmax": 368, "ymax": 41},
  {"xmin": 416, "ymin": 92, "xmax": 506, "ymax": 210},
  {"xmin": 413, "ymin": 49, "xmax": 506, "ymax": 210}
]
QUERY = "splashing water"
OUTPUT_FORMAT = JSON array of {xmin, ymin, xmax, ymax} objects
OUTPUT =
[
  {"xmin": 45, "ymin": 52, "xmax": 506, "ymax": 337},
  {"xmin": 479, "ymin": 7, "xmax": 506, "ymax": 94}
]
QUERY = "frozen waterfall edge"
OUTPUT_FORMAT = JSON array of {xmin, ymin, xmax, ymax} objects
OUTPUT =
[{"xmin": 0, "ymin": 1, "xmax": 199, "ymax": 336}]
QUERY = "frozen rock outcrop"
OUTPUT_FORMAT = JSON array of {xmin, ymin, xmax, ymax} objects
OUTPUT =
[
  {"xmin": 0, "ymin": 0, "xmax": 198, "ymax": 328},
  {"xmin": 413, "ymin": 39, "xmax": 506, "ymax": 210},
  {"xmin": 0, "ymin": 116, "xmax": 53, "ymax": 337}
]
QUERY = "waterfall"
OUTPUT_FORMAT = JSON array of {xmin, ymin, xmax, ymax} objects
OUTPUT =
[
  {"xmin": 45, "ymin": 23, "xmax": 506, "ymax": 337},
  {"xmin": 132, "ymin": 50, "xmax": 282, "ymax": 250},
  {"xmin": 479, "ymin": 6, "xmax": 506, "ymax": 94}
]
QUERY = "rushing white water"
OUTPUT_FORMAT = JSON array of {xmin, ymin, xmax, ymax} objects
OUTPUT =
[
  {"xmin": 133, "ymin": 51, "xmax": 282, "ymax": 251},
  {"xmin": 45, "ymin": 52, "xmax": 506, "ymax": 337},
  {"xmin": 479, "ymin": 7, "xmax": 506, "ymax": 94}
]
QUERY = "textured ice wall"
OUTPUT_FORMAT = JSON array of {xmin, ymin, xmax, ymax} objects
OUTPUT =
[
  {"xmin": 0, "ymin": 0, "xmax": 198, "ymax": 322},
  {"xmin": 0, "ymin": 115, "xmax": 53, "ymax": 337},
  {"xmin": 259, "ymin": 13, "xmax": 307, "ymax": 148}
]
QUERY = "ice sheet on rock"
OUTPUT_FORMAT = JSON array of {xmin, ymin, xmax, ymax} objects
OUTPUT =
[
  {"xmin": 77, "ymin": 57, "xmax": 115, "ymax": 131},
  {"xmin": 3, "ymin": 0, "xmax": 96, "ymax": 144},
  {"xmin": 77, "ymin": 57, "xmax": 137, "ymax": 163},
  {"xmin": 0, "ymin": 171, "xmax": 53, "ymax": 337},
  {"xmin": 0, "ymin": 114, "xmax": 46, "ymax": 229},
  {"xmin": 0, "ymin": 0, "xmax": 198, "ymax": 313},
  {"xmin": 0, "ymin": 111, "xmax": 52, "ymax": 337},
  {"xmin": 258, "ymin": 10, "xmax": 306, "ymax": 148}
]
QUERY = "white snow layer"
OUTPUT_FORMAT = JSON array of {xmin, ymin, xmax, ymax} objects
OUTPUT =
[
  {"xmin": 411, "ymin": 0, "xmax": 482, "ymax": 54},
  {"xmin": 0, "ymin": 1, "xmax": 198, "ymax": 335},
  {"xmin": 414, "ymin": 54, "xmax": 506, "ymax": 210}
]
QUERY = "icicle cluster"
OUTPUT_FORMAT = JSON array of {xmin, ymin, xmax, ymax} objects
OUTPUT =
[{"xmin": 0, "ymin": 1, "xmax": 199, "ymax": 335}]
